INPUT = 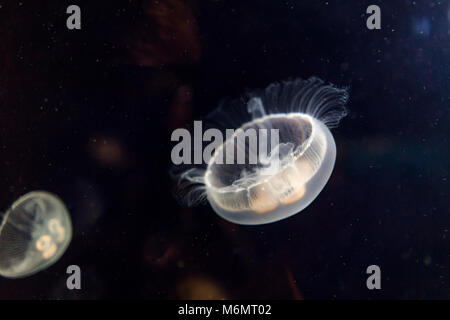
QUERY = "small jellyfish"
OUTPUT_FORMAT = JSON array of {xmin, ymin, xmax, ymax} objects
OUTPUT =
[
  {"xmin": 173, "ymin": 77, "xmax": 349, "ymax": 225},
  {"xmin": 0, "ymin": 191, "xmax": 72, "ymax": 278}
]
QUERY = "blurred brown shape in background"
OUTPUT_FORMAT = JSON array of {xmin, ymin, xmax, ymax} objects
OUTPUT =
[
  {"xmin": 131, "ymin": 0, "xmax": 201, "ymax": 67},
  {"xmin": 88, "ymin": 135, "xmax": 129, "ymax": 169},
  {"xmin": 177, "ymin": 275, "xmax": 227, "ymax": 300},
  {"xmin": 285, "ymin": 265, "xmax": 303, "ymax": 300}
]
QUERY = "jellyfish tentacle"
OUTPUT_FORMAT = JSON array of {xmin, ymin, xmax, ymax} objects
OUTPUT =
[{"xmin": 247, "ymin": 97, "xmax": 266, "ymax": 119}]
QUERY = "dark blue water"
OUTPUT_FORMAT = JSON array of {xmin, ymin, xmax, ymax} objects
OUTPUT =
[{"xmin": 0, "ymin": 0, "xmax": 448, "ymax": 299}]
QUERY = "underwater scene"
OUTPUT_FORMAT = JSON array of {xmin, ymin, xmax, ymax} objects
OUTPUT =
[{"xmin": 0, "ymin": 0, "xmax": 448, "ymax": 301}]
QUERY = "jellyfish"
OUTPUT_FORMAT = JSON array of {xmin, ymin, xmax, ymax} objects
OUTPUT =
[
  {"xmin": 173, "ymin": 77, "xmax": 349, "ymax": 225},
  {"xmin": 0, "ymin": 191, "xmax": 72, "ymax": 278}
]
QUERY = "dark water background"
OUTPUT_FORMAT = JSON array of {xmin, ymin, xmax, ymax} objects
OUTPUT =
[{"xmin": 0, "ymin": 0, "xmax": 448, "ymax": 299}]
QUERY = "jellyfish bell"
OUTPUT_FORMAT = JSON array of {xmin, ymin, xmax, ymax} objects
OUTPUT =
[
  {"xmin": 0, "ymin": 191, "xmax": 72, "ymax": 278},
  {"xmin": 205, "ymin": 113, "xmax": 337, "ymax": 225},
  {"xmin": 173, "ymin": 77, "xmax": 348, "ymax": 225}
]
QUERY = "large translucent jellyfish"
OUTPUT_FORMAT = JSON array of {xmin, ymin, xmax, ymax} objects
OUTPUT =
[
  {"xmin": 173, "ymin": 77, "xmax": 348, "ymax": 225},
  {"xmin": 0, "ymin": 191, "xmax": 72, "ymax": 278}
]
